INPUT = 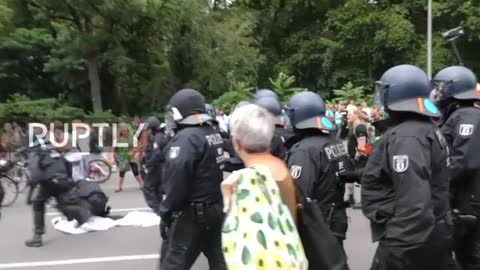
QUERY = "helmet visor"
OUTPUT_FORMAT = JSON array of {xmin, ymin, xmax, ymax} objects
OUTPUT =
[
  {"xmin": 164, "ymin": 108, "xmax": 177, "ymax": 133},
  {"xmin": 295, "ymin": 116, "xmax": 335, "ymax": 131},
  {"xmin": 430, "ymin": 80, "xmax": 452, "ymax": 103},
  {"xmin": 373, "ymin": 81, "xmax": 387, "ymax": 109}
]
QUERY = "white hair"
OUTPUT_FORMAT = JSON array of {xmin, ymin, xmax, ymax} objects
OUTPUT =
[{"xmin": 230, "ymin": 104, "xmax": 275, "ymax": 153}]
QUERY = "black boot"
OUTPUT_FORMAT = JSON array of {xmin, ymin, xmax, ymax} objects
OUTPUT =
[{"xmin": 25, "ymin": 234, "xmax": 43, "ymax": 247}]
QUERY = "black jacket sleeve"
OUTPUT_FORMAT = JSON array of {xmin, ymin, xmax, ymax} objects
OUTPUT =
[
  {"xmin": 158, "ymin": 134, "xmax": 198, "ymax": 221},
  {"xmin": 363, "ymin": 136, "xmax": 435, "ymax": 244},
  {"xmin": 442, "ymin": 114, "xmax": 478, "ymax": 180},
  {"xmin": 465, "ymin": 122, "xmax": 480, "ymax": 169},
  {"xmin": 271, "ymin": 134, "xmax": 287, "ymax": 159},
  {"xmin": 361, "ymin": 139, "xmax": 394, "ymax": 224},
  {"xmin": 386, "ymin": 136, "xmax": 434, "ymax": 244}
]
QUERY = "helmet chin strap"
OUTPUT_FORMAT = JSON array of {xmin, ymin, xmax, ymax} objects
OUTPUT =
[{"xmin": 436, "ymin": 99, "xmax": 460, "ymax": 124}]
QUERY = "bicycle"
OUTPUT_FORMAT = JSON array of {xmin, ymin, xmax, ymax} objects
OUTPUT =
[
  {"xmin": 0, "ymin": 160, "xmax": 19, "ymax": 207},
  {"xmin": 85, "ymin": 158, "xmax": 112, "ymax": 183},
  {"xmin": 63, "ymin": 149, "xmax": 112, "ymax": 184},
  {"xmin": 9, "ymin": 148, "xmax": 30, "ymax": 193}
]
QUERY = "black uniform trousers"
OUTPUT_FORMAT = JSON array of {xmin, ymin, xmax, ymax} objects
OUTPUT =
[
  {"xmin": 454, "ymin": 220, "xmax": 480, "ymax": 269},
  {"xmin": 159, "ymin": 203, "xmax": 226, "ymax": 270},
  {"xmin": 370, "ymin": 219, "xmax": 452, "ymax": 270},
  {"xmin": 31, "ymin": 180, "xmax": 91, "ymax": 234},
  {"xmin": 142, "ymin": 166, "xmax": 163, "ymax": 215},
  {"xmin": 321, "ymin": 206, "xmax": 348, "ymax": 247},
  {"xmin": 0, "ymin": 181, "xmax": 4, "ymax": 207}
]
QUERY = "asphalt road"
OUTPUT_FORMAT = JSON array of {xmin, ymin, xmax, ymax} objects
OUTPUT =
[{"xmin": 0, "ymin": 175, "xmax": 375, "ymax": 270}]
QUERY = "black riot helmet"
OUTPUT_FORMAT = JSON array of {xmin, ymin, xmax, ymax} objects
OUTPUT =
[
  {"xmin": 255, "ymin": 97, "xmax": 285, "ymax": 126},
  {"xmin": 144, "ymin": 116, "xmax": 161, "ymax": 132},
  {"xmin": 374, "ymin": 64, "xmax": 440, "ymax": 118},
  {"xmin": 431, "ymin": 66, "xmax": 480, "ymax": 106},
  {"xmin": 254, "ymin": 89, "xmax": 279, "ymax": 100},
  {"xmin": 255, "ymin": 97, "xmax": 282, "ymax": 116},
  {"xmin": 166, "ymin": 89, "xmax": 212, "ymax": 125},
  {"xmin": 286, "ymin": 91, "xmax": 334, "ymax": 131},
  {"xmin": 235, "ymin": 101, "xmax": 251, "ymax": 109},
  {"xmin": 205, "ymin": 104, "xmax": 217, "ymax": 119}
]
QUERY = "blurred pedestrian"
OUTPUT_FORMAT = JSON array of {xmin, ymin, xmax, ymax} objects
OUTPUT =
[
  {"xmin": 12, "ymin": 122, "xmax": 26, "ymax": 146},
  {"xmin": 345, "ymin": 107, "xmax": 371, "ymax": 208},
  {"xmin": 216, "ymin": 110, "xmax": 229, "ymax": 133},
  {"xmin": 112, "ymin": 123, "xmax": 143, "ymax": 192},
  {"xmin": 1, "ymin": 122, "xmax": 21, "ymax": 155},
  {"xmin": 346, "ymin": 99, "xmax": 356, "ymax": 112}
]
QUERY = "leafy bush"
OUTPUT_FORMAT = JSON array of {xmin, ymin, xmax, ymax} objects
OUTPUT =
[
  {"xmin": 269, "ymin": 72, "xmax": 305, "ymax": 104},
  {"xmin": 332, "ymin": 82, "xmax": 372, "ymax": 105},
  {"xmin": 0, "ymin": 94, "xmax": 119, "ymax": 123},
  {"xmin": 213, "ymin": 80, "xmax": 254, "ymax": 112},
  {"xmin": 84, "ymin": 110, "xmax": 116, "ymax": 123}
]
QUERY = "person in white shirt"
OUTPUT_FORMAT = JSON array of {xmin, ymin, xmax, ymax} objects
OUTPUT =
[
  {"xmin": 215, "ymin": 110, "xmax": 229, "ymax": 132},
  {"xmin": 346, "ymin": 99, "xmax": 357, "ymax": 112}
]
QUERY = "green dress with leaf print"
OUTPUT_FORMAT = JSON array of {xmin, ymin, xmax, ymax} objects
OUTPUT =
[{"xmin": 222, "ymin": 165, "xmax": 308, "ymax": 270}]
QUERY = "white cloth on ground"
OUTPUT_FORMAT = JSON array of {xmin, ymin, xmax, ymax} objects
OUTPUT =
[{"xmin": 52, "ymin": 211, "xmax": 160, "ymax": 234}]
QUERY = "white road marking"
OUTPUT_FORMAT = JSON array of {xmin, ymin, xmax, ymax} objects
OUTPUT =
[
  {"xmin": 0, "ymin": 254, "xmax": 159, "ymax": 268},
  {"xmin": 46, "ymin": 207, "xmax": 151, "ymax": 216}
]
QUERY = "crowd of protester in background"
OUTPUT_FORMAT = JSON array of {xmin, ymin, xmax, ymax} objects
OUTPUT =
[
  {"xmin": 0, "ymin": 103, "xmax": 377, "ymax": 197},
  {"xmin": 212, "ymin": 99, "xmax": 382, "ymax": 209}
]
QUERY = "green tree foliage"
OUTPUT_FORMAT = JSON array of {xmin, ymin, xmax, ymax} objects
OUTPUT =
[
  {"xmin": 0, "ymin": 93, "xmax": 115, "ymax": 122},
  {"xmin": 213, "ymin": 75, "xmax": 255, "ymax": 111},
  {"xmin": 0, "ymin": 0, "xmax": 479, "ymax": 115},
  {"xmin": 269, "ymin": 72, "xmax": 305, "ymax": 103},
  {"xmin": 332, "ymin": 82, "xmax": 372, "ymax": 105}
]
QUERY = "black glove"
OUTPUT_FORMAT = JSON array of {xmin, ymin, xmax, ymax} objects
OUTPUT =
[
  {"xmin": 338, "ymin": 169, "xmax": 363, "ymax": 184},
  {"xmin": 160, "ymin": 219, "xmax": 170, "ymax": 240},
  {"xmin": 223, "ymin": 157, "xmax": 245, "ymax": 173},
  {"xmin": 453, "ymin": 209, "xmax": 478, "ymax": 225}
]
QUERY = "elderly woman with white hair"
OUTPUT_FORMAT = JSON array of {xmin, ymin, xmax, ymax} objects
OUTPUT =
[{"xmin": 221, "ymin": 104, "xmax": 308, "ymax": 270}]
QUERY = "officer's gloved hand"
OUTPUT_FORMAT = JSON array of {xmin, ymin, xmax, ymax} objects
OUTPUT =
[
  {"xmin": 338, "ymin": 169, "xmax": 362, "ymax": 184},
  {"xmin": 160, "ymin": 213, "xmax": 173, "ymax": 240},
  {"xmin": 223, "ymin": 157, "xmax": 244, "ymax": 173},
  {"xmin": 453, "ymin": 209, "xmax": 478, "ymax": 225},
  {"xmin": 160, "ymin": 219, "xmax": 169, "ymax": 240}
]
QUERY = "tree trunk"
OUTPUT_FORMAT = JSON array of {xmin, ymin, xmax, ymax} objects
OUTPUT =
[{"xmin": 87, "ymin": 54, "xmax": 103, "ymax": 112}]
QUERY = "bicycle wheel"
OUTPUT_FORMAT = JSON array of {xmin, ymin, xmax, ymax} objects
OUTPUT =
[
  {"xmin": 1, "ymin": 176, "xmax": 19, "ymax": 207},
  {"xmin": 85, "ymin": 159, "xmax": 112, "ymax": 183},
  {"xmin": 14, "ymin": 166, "xmax": 30, "ymax": 193}
]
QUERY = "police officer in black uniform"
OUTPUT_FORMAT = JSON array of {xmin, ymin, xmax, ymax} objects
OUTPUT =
[
  {"xmin": 286, "ymin": 91, "xmax": 350, "ymax": 247},
  {"xmin": 206, "ymin": 103, "xmax": 233, "ymax": 154},
  {"xmin": 255, "ymin": 96, "xmax": 290, "ymax": 158},
  {"xmin": 0, "ymin": 174, "xmax": 4, "ymax": 219},
  {"xmin": 361, "ymin": 64, "xmax": 452, "ymax": 270},
  {"xmin": 141, "ymin": 116, "xmax": 169, "ymax": 215},
  {"xmin": 159, "ymin": 89, "xmax": 226, "ymax": 270},
  {"xmin": 223, "ymin": 101, "xmax": 251, "ymax": 172},
  {"xmin": 431, "ymin": 66, "xmax": 480, "ymax": 269},
  {"xmin": 206, "ymin": 104, "xmax": 230, "ymax": 138},
  {"xmin": 25, "ymin": 139, "xmax": 91, "ymax": 247},
  {"xmin": 0, "ymin": 144, "xmax": 4, "ymax": 219}
]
